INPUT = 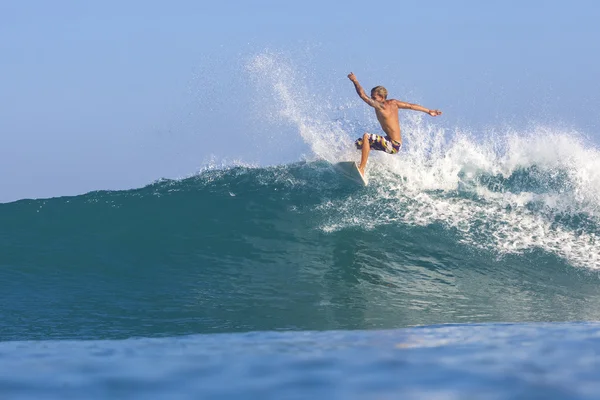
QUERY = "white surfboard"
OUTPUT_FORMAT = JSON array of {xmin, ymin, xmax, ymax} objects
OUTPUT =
[{"xmin": 334, "ymin": 161, "xmax": 368, "ymax": 186}]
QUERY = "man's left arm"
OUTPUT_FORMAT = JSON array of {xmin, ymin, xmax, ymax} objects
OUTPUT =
[{"xmin": 395, "ymin": 100, "xmax": 442, "ymax": 116}]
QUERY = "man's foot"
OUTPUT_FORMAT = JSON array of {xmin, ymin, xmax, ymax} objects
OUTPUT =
[{"xmin": 357, "ymin": 165, "xmax": 366, "ymax": 177}]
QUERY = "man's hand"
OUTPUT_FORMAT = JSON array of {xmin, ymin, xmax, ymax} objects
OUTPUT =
[
  {"xmin": 428, "ymin": 109, "xmax": 442, "ymax": 117},
  {"xmin": 348, "ymin": 72, "xmax": 358, "ymax": 83}
]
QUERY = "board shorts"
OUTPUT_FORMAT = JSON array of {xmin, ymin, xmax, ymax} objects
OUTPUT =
[{"xmin": 355, "ymin": 134, "xmax": 402, "ymax": 154}]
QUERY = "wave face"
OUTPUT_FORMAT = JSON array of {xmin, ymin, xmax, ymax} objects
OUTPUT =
[{"xmin": 2, "ymin": 154, "xmax": 600, "ymax": 341}]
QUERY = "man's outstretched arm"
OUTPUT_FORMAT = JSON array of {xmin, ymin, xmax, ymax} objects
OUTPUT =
[
  {"xmin": 395, "ymin": 100, "xmax": 442, "ymax": 116},
  {"xmin": 347, "ymin": 72, "xmax": 382, "ymax": 109}
]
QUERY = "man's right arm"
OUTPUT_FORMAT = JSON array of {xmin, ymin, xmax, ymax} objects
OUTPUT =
[{"xmin": 347, "ymin": 72, "xmax": 376, "ymax": 107}]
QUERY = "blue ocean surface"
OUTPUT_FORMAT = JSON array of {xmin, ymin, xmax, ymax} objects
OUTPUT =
[{"xmin": 2, "ymin": 323, "xmax": 600, "ymax": 399}]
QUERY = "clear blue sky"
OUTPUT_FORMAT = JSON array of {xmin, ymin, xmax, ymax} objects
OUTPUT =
[{"xmin": 1, "ymin": 0, "xmax": 599, "ymax": 202}]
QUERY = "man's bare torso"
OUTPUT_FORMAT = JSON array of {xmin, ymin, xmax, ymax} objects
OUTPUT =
[{"xmin": 374, "ymin": 100, "xmax": 402, "ymax": 143}]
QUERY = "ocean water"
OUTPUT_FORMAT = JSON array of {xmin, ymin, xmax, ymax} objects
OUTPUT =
[
  {"xmin": 3, "ymin": 323, "xmax": 600, "ymax": 399},
  {"xmin": 2, "ymin": 159, "xmax": 600, "ymax": 341},
  {"xmin": 3, "ymin": 53, "xmax": 600, "ymax": 398}
]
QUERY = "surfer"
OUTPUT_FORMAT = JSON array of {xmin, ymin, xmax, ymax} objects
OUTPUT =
[{"xmin": 348, "ymin": 72, "xmax": 442, "ymax": 176}]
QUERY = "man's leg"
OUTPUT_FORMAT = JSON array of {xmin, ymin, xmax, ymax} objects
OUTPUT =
[{"xmin": 358, "ymin": 133, "xmax": 370, "ymax": 176}]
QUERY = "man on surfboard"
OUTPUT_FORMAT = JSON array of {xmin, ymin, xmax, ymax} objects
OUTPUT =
[{"xmin": 348, "ymin": 72, "xmax": 442, "ymax": 177}]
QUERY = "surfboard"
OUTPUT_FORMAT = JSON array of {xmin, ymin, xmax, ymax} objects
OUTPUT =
[{"xmin": 334, "ymin": 161, "xmax": 369, "ymax": 186}]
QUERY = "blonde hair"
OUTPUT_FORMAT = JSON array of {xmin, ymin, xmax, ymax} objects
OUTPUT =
[{"xmin": 371, "ymin": 86, "xmax": 388, "ymax": 99}]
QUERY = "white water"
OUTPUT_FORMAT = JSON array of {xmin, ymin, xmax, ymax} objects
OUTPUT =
[{"xmin": 248, "ymin": 51, "xmax": 600, "ymax": 270}]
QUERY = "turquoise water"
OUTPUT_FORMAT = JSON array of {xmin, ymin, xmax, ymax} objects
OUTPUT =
[{"xmin": 2, "ymin": 162, "xmax": 600, "ymax": 342}]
